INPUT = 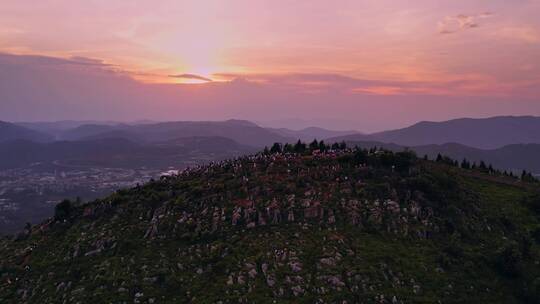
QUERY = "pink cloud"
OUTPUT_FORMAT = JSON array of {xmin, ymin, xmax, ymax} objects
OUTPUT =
[{"xmin": 438, "ymin": 12, "xmax": 495, "ymax": 34}]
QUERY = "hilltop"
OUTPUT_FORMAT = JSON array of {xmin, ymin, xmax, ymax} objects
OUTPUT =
[{"xmin": 1, "ymin": 144, "xmax": 539, "ymax": 303}]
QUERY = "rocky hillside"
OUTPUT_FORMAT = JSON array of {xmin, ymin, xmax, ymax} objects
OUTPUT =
[{"xmin": 1, "ymin": 146, "xmax": 539, "ymax": 303}]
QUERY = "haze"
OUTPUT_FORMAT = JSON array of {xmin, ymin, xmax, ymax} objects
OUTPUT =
[{"xmin": 1, "ymin": 0, "xmax": 539, "ymax": 132}]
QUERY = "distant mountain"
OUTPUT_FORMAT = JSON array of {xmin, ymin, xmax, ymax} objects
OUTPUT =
[
  {"xmin": 413, "ymin": 143, "xmax": 540, "ymax": 174},
  {"xmin": 60, "ymin": 124, "xmax": 128, "ymax": 141},
  {"xmin": 17, "ymin": 120, "xmax": 120, "ymax": 136},
  {"xmin": 78, "ymin": 129, "xmax": 145, "ymax": 142},
  {"xmin": 58, "ymin": 120, "xmax": 293, "ymax": 147},
  {"xmin": 330, "ymin": 116, "xmax": 540, "ymax": 149},
  {"xmin": 344, "ymin": 140, "xmax": 540, "ymax": 174},
  {"xmin": 0, "ymin": 138, "xmax": 141, "ymax": 169},
  {"xmin": 267, "ymin": 126, "xmax": 359, "ymax": 141},
  {"xmin": 0, "ymin": 121, "xmax": 52, "ymax": 143},
  {"xmin": 0, "ymin": 136, "xmax": 255, "ymax": 170}
]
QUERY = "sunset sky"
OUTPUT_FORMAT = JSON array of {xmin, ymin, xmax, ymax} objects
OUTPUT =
[{"xmin": 1, "ymin": 0, "xmax": 539, "ymax": 131}]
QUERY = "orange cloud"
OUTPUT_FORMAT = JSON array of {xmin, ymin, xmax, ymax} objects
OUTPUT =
[{"xmin": 169, "ymin": 74, "xmax": 213, "ymax": 82}]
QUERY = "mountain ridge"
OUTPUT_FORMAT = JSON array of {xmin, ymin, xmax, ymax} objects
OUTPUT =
[
  {"xmin": 329, "ymin": 116, "xmax": 540, "ymax": 149},
  {"xmin": 58, "ymin": 120, "xmax": 293, "ymax": 147},
  {"xmin": 343, "ymin": 140, "xmax": 540, "ymax": 174},
  {"xmin": 0, "ymin": 121, "xmax": 53, "ymax": 143}
]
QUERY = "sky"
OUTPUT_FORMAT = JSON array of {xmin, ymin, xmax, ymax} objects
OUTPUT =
[{"xmin": 0, "ymin": 0, "xmax": 539, "ymax": 132}]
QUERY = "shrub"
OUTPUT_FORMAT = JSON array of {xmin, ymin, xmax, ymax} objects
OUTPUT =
[
  {"xmin": 54, "ymin": 199, "xmax": 73, "ymax": 221},
  {"xmin": 495, "ymin": 242, "xmax": 523, "ymax": 277}
]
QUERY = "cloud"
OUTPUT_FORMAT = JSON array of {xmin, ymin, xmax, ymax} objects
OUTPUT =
[
  {"xmin": 438, "ymin": 12, "xmax": 494, "ymax": 34},
  {"xmin": 168, "ymin": 73, "xmax": 213, "ymax": 82},
  {"xmin": 0, "ymin": 52, "xmax": 113, "ymax": 68},
  {"xmin": 68, "ymin": 56, "xmax": 112, "ymax": 67},
  {"xmin": 211, "ymin": 72, "xmax": 487, "ymax": 96}
]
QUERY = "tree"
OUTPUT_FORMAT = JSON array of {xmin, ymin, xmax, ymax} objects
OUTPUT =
[
  {"xmin": 270, "ymin": 143, "xmax": 282, "ymax": 154},
  {"xmin": 294, "ymin": 140, "xmax": 306, "ymax": 153},
  {"xmin": 436, "ymin": 154, "xmax": 443, "ymax": 162},
  {"xmin": 521, "ymin": 170, "xmax": 538, "ymax": 183},
  {"xmin": 55, "ymin": 199, "xmax": 73, "ymax": 221},
  {"xmin": 479, "ymin": 161, "xmax": 487, "ymax": 171},
  {"xmin": 318, "ymin": 140, "xmax": 327, "ymax": 152},
  {"xmin": 309, "ymin": 139, "xmax": 319, "ymax": 151},
  {"xmin": 283, "ymin": 143, "xmax": 294, "ymax": 153}
]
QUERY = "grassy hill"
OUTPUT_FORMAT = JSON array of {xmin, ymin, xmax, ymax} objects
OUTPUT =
[{"xmin": 1, "ymin": 146, "xmax": 539, "ymax": 303}]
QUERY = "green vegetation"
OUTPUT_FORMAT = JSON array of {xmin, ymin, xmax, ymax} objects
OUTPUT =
[{"xmin": 0, "ymin": 143, "xmax": 539, "ymax": 303}]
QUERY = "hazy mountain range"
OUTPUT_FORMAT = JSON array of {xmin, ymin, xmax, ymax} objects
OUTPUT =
[
  {"xmin": 1, "ymin": 115, "xmax": 540, "ymax": 173},
  {"xmin": 0, "ymin": 121, "xmax": 53, "ymax": 143},
  {"xmin": 328, "ymin": 116, "xmax": 540, "ymax": 149},
  {"xmin": 0, "ymin": 137, "xmax": 256, "ymax": 170},
  {"xmin": 343, "ymin": 141, "xmax": 540, "ymax": 174}
]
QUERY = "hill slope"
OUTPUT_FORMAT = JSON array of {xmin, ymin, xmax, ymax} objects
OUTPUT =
[
  {"xmin": 1, "ymin": 148, "xmax": 539, "ymax": 303},
  {"xmin": 330, "ymin": 116, "xmax": 540, "ymax": 149}
]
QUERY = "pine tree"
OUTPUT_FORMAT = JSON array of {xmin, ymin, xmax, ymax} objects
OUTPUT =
[
  {"xmin": 270, "ymin": 143, "xmax": 282, "ymax": 154},
  {"xmin": 318, "ymin": 140, "xmax": 327, "ymax": 152},
  {"xmin": 479, "ymin": 161, "xmax": 487, "ymax": 171},
  {"xmin": 294, "ymin": 140, "xmax": 306, "ymax": 153},
  {"xmin": 283, "ymin": 143, "xmax": 293, "ymax": 153}
]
